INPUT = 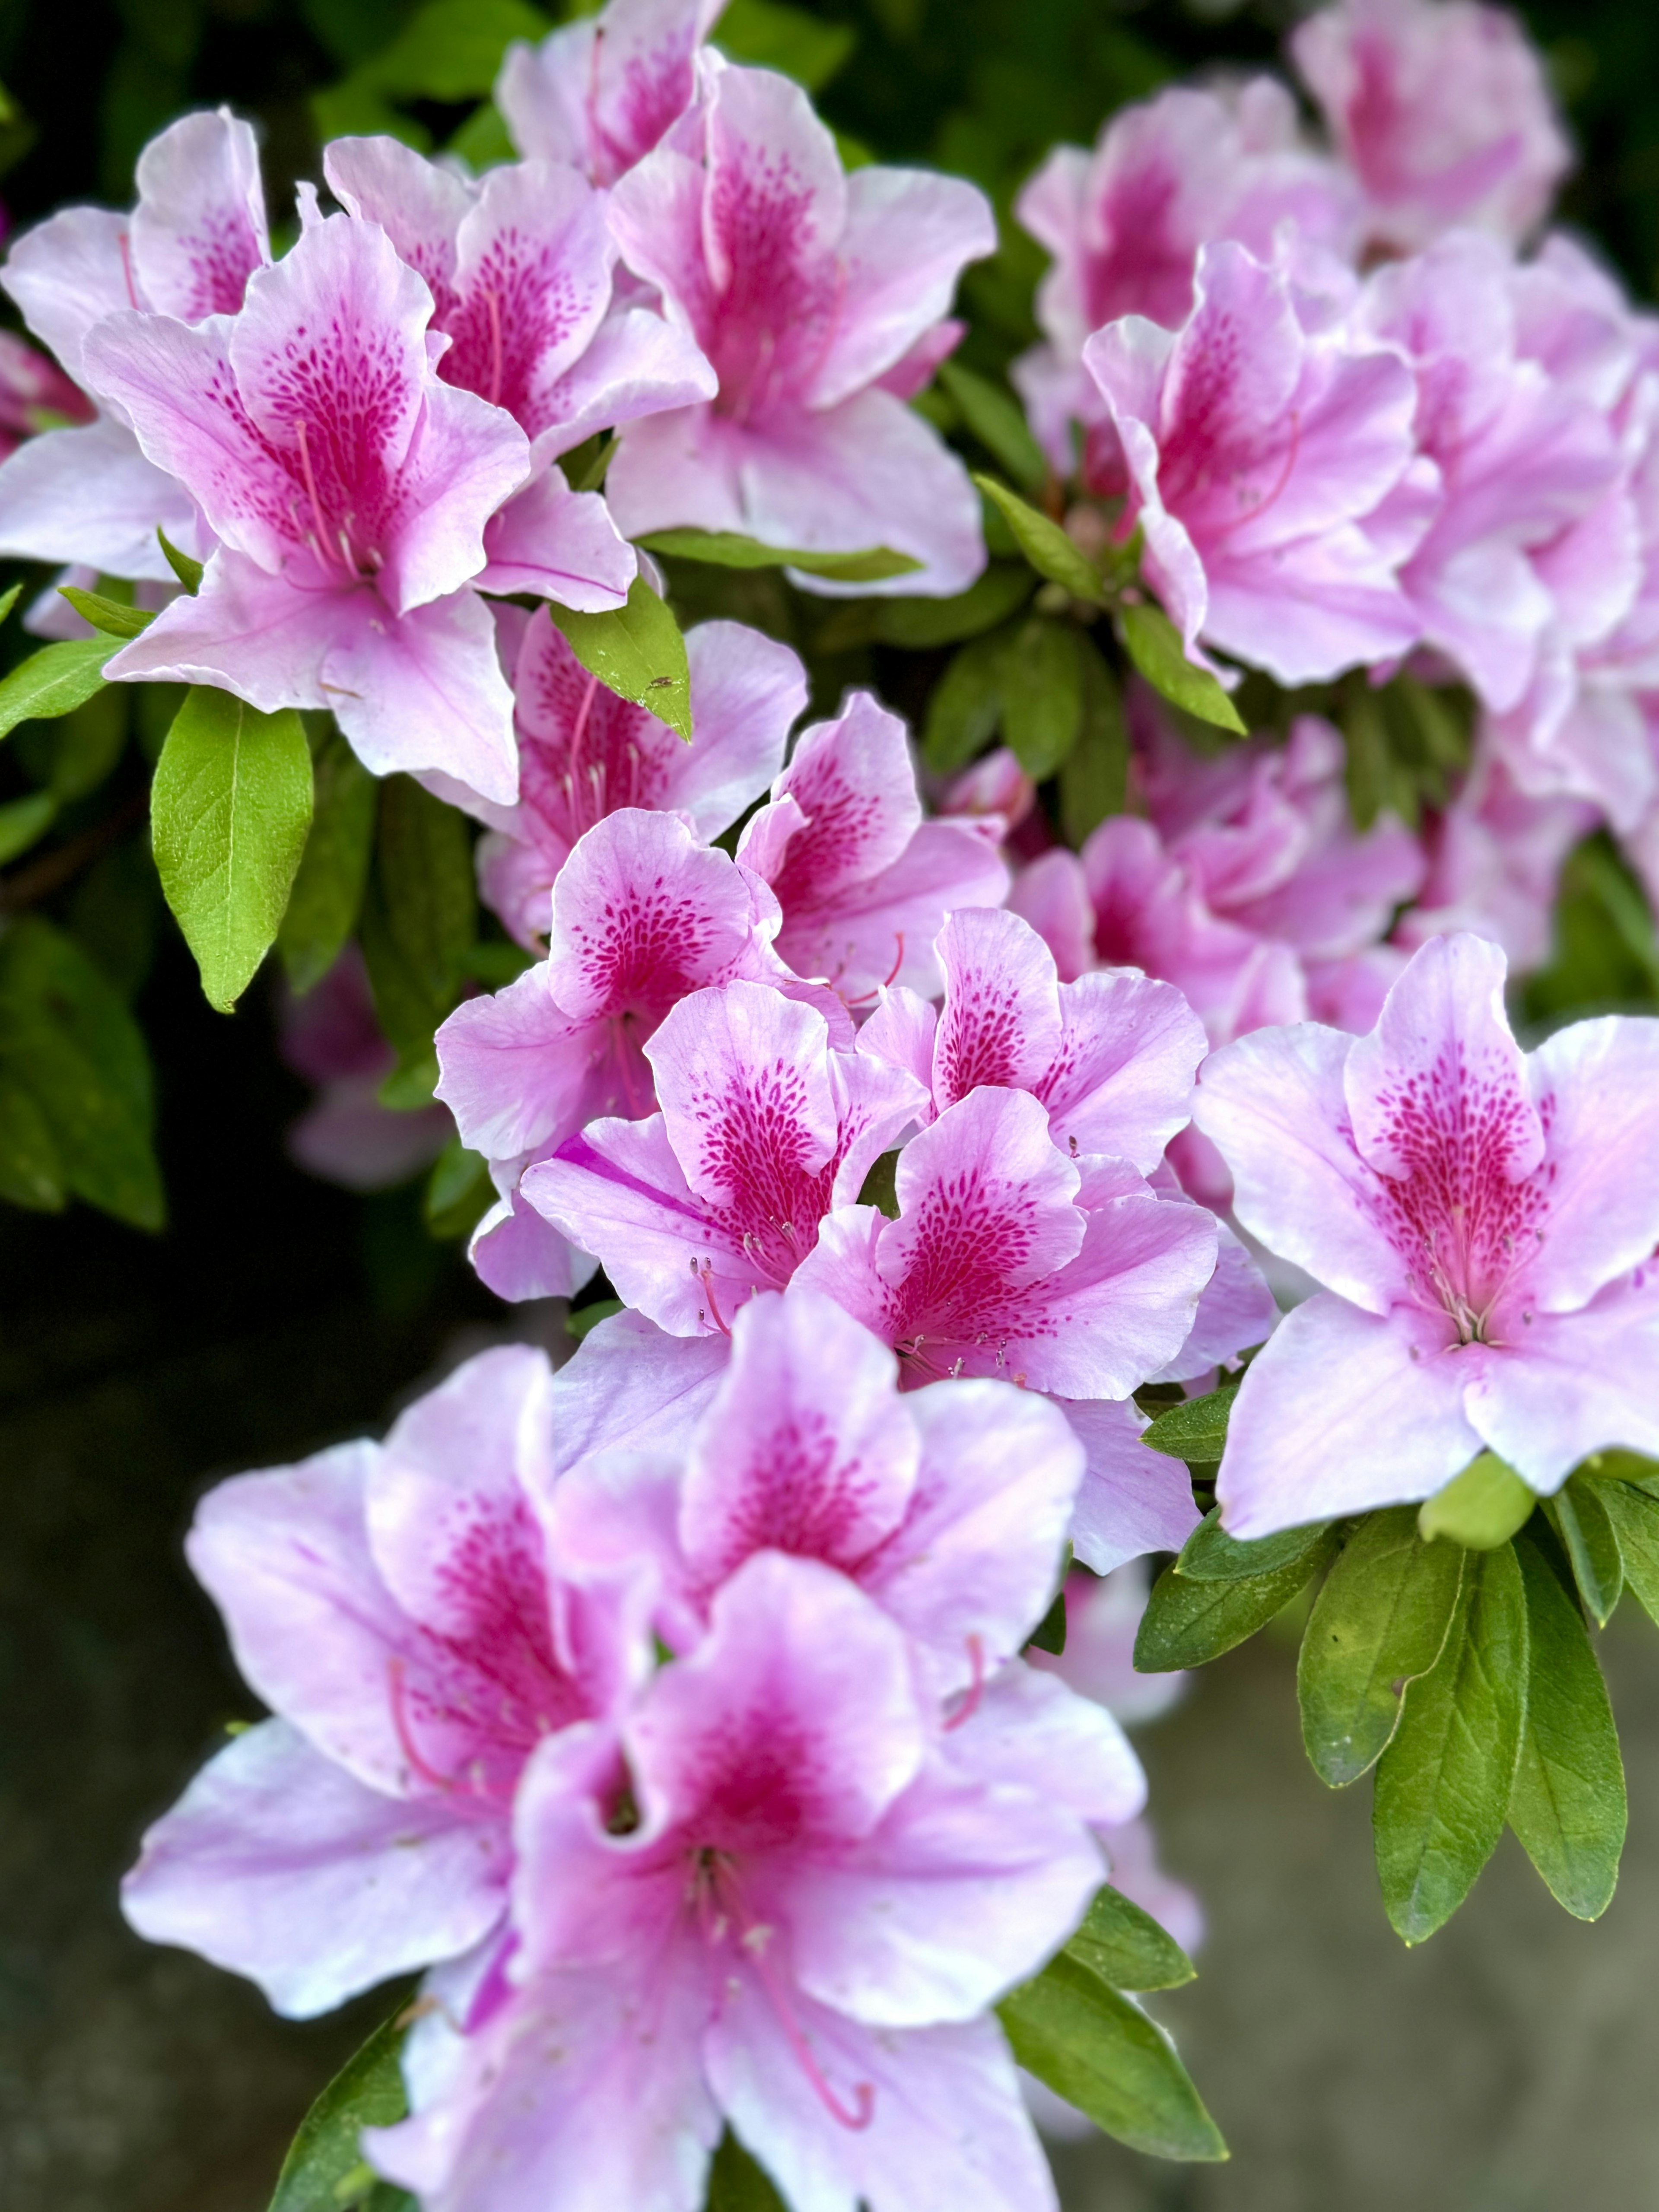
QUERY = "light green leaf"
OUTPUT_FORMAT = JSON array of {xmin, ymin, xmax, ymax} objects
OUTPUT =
[
  {"xmin": 150, "ymin": 687, "xmax": 315, "ymax": 1014},
  {"xmin": 447, "ymin": 98, "xmax": 515, "ymax": 170},
  {"xmin": 1135, "ymin": 1536, "xmax": 1336, "ymax": 1674},
  {"xmin": 1065, "ymin": 1883, "xmax": 1196, "ymax": 1993},
  {"xmin": 157, "ymin": 527, "xmax": 203, "ymax": 593},
  {"xmin": 704, "ymin": 2129, "xmax": 788, "ymax": 2212},
  {"xmin": 0, "ymin": 581, "xmax": 21, "ymax": 625},
  {"xmin": 0, "ymin": 788, "xmax": 56, "ymax": 863},
  {"xmin": 0, "ymin": 1072, "xmax": 64, "ymax": 1211},
  {"xmin": 938, "ymin": 359, "xmax": 1046, "ymax": 492},
  {"xmin": 268, "ymin": 2010, "xmax": 413, "ymax": 2212},
  {"xmin": 278, "ymin": 725, "xmax": 378, "ymax": 994},
  {"xmin": 0, "ymin": 636, "xmax": 117, "ymax": 741},
  {"xmin": 57, "ymin": 584, "xmax": 154, "ymax": 639},
  {"xmin": 921, "ymin": 627, "xmax": 1008, "ymax": 772},
  {"xmin": 423, "ymin": 1136, "xmax": 493, "ymax": 1242},
  {"xmin": 1141, "ymin": 1384, "xmax": 1236, "ymax": 1463},
  {"xmin": 550, "ymin": 576, "xmax": 693, "ymax": 741},
  {"xmin": 567, "ymin": 1297, "xmax": 625, "ymax": 1343},
  {"xmin": 1116, "ymin": 602, "xmax": 1246, "ymax": 734},
  {"xmin": 715, "ymin": 0, "xmax": 855, "ymax": 89},
  {"xmin": 1508, "ymin": 1529, "xmax": 1625, "ymax": 1921},
  {"xmin": 639, "ymin": 528, "xmax": 920, "ymax": 583},
  {"xmin": 1177, "ymin": 1504, "xmax": 1331, "ymax": 1585},
  {"xmin": 1545, "ymin": 1476, "xmax": 1623, "ymax": 1626},
  {"xmin": 1595, "ymin": 1478, "xmax": 1659, "ymax": 1624},
  {"xmin": 1418, "ymin": 1451, "xmax": 1537, "ymax": 1549},
  {"xmin": 347, "ymin": 0, "xmax": 545, "ymax": 97},
  {"xmin": 973, "ymin": 474, "xmax": 1107, "ymax": 604},
  {"xmin": 1000, "ymin": 616, "xmax": 1084, "ymax": 778},
  {"xmin": 1059, "ymin": 645, "xmax": 1128, "ymax": 845},
  {"xmin": 1373, "ymin": 1541, "xmax": 1527, "ymax": 1944},
  {"xmin": 999, "ymin": 1954, "xmax": 1226, "ymax": 2161},
  {"xmin": 1297, "ymin": 1507, "xmax": 1465, "ymax": 1787}
]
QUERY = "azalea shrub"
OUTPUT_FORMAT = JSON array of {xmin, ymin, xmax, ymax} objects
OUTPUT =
[{"xmin": 4, "ymin": 0, "xmax": 1659, "ymax": 2205}]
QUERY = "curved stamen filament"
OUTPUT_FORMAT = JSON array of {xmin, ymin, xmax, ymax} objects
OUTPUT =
[{"xmin": 942, "ymin": 1634, "xmax": 985, "ymax": 1734}]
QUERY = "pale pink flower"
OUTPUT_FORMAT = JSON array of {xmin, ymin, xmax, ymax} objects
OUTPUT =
[
  {"xmin": 1193, "ymin": 931, "xmax": 1659, "ymax": 1535},
  {"xmin": 937, "ymin": 747, "xmax": 1036, "ymax": 834},
  {"xmin": 121, "ymin": 1347, "xmax": 649, "ymax": 2017},
  {"xmin": 279, "ymin": 947, "xmax": 451, "ymax": 1193},
  {"xmin": 736, "ymin": 691, "xmax": 1007, "ymax": 1003},
  {"xmin": 604, "ymin": 62, "xmax": 996, "ymax": 594},
  {"xmin": 1396, "ymin": 746, "xmax": 1595, "ymax": 971},
  {"xmin": 1291, "ymin": 0, "xmax": 1571, "ymax": 254},
  {"xmin": 499, "ymin": 0, "xmax": 726, "ymax": 187},
  {"xmin": 85, "ymin": 214, "xmax": 533, "ymax": 802},
  {"xmin": 0, "ymin": 328, "xmax": 92, "ymax": 460}
]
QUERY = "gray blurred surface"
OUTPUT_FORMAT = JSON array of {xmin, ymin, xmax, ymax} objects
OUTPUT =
[{"xmin": 4, "ymin": 1306, "xmax": 1659, "ymax": 2211}]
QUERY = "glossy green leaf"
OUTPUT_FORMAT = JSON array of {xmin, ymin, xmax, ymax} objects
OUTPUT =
[
  {"xmin": 268, "ymin": 2009, "xmax": 413, "ymax": 2212},
  {"xmin": 1059, "ymin": 644, "xmax": 1128, "ymax": 843},
  {"xmin": 1297, "ymin": 1507, "xmax": 1465, "ymax": 1787},
  {"xmin": 550, "ymin": 576, "xmax": 693, "ymax": 741},
  {"xmin": 150, "ymin": 687, "xmax": 315, "ymax": 1014},
  {"xmin": 973, "ymin": 474, "xmax": 1107, "ymax": 604},
  {"xmin": 0, "ymin": 915, "xmax": 164, "ymax": 1229},
  {"xmin": 0, "ymin": 788, "xmax": 56, "ymax": 863},
  {"xmin": 1418, "ymin": 1451, "xmax": 1537, "ymax": 1549},
  {"xmin": 1373, "ymin": 1541, "xmax": 1527, "ymax": 1944},
  {"xmin": 1595, "ymin": 1478, "xmax": 1659, "ymax": 1624},
  {"xmin": 1141, "ymin": 1384, "xmax": 1236, "ymax": 1463},
  {"xmin": 938, "ymin": 359, "xmax": 1047, "ymax": 491},
  {"xmin": 1065, "ymin": 1882, "xmax": 1195, "ymax": 1993},
  {"xmin": 999, "ymin": 1954, "xmax": 1226, "ymax": 2161},
  {"xmin": 1000, "ymin": 615, "xmax": 1084, "ymax": 777},
  {"xmin": 921, "ymin": 628, "xmax": 1008, "ymax": 772},
  {"xmin": 1135, "ymin": 1536, "xmax": 1336, "ymax": 1673},
  {"xmin": 157, "ymin": 527, "xmax": 203, "ymax": 593},
  {"xmin": 0, "ymin": 1072, "xmax": 64, "ymax": 1211},
  {"xmin": 278, "ymin": 725, "xmax": 378, "ymax": 993},
  {"xmin": 423, "ymin": 1136, "xmax": 493, "ymax": 1241},
  {"xmin": 704, "ymin": 2129, "xmax": 788, "ymax": 2212},
  {"xmin": 1508, "ymin": 1529, "xmax": 1625, "ymax": 1920},
  {"xmin": 639, "ymin": 528, "xmax": 919, "ymax": 583},
  {"xmin": 715, "ymin": 0, "xmax": 855, "ymax": 89},
  {"xmin": 1545, "ymin": 1477, "xmax": 1623, "ymax": 1626},
  {"xmin": 1177, "ymin": 1504, "xmax": 1331, "ymax": 1585},
  {"xmin": 0, "ymin": 636, "xmax": 117, "ymax": 741},
  {"xmin": 1116, "ymin": 602, "xmax": 1246, "ymax": 734},
  {"xmin": 57, "ymin": 584, "xmax": 154, "ymax": 639}
]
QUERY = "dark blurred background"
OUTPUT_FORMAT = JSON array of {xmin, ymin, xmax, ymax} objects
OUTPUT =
[{"xmin": 4, "ymin": 1, "xmax": 1659, "ymax": 2206}]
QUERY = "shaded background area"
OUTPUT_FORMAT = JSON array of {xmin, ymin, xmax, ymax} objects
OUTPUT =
[{"xmin": 3, "ymin": 0, "xmax": 1659, "ymax": 2205}]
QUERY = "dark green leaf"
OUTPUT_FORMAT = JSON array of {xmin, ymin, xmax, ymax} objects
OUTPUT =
[
  {"xmin": 563, "ymin": 430, "xmax": 617, "ymax": 496},
  {"xmin": 157, "ymin": 527, "xmax": 203, "ymax": 593},
  {"xmin": 1508, "ymin": 1529, "xmax": 1625, "ymax": 1921},
  {"xmin": 567, "ymin": 1297, "xmax": 625, "ymax": 1343},
  {"xmin": 999, "ymin": 1954, "xmax": 1226, "ymax": 2161},
  {"xmin": 550, "ymin": 576, "xmax": 693, "ymax": 741},
  {"xmin": 921, "ymin": 628, "xmax": 1007, "ymax": 772},
  {"xmin": 1135, "ymin": 1536, "xmax": 1336, "ymax": 1673},
  {"xmin": 1595, "ymin": 1479, "xmax": 1659, "ymax": 1624},
  {"xmin": 1417, "ymin": 1452, "xmax": 1537, "ymax": 1550},
  {"xmin": 704, "ymin": 2128, "xmax": 788, "ymax": 2212},
  {"xmin": 1141, "ymin": 1384, "xmax": 1236, "ymax": 1464},
  {"xmin": 447, "ymin": 96, "xmax": 515, "ymax": 168},
  {"xmin": 1059, "ymin": 645, "xmax": 1128, "ymax": 844},
  {"xmin": 268, "ymin": 2009, "xmax": 412, "ymax": 2212},
  {"xmin": 0, "ymin": 582, "xmax": 20, "ymax": 626},
  {"xmin": 855, "ymin": 1147, "xmax": 899, "ymax": 1218},
  {"xmin": 640, "ymin": 528, "xmax": 919, "ymax": 583},
  {"xmin": 1545, "ymin": 1476, "xmax": 1623, "ymax": 1626},
  {"xmin": 1177, "ymin": 1504, "xmax": 1331, "ymax": 1585},
  {"xmin": 1026, "ymin": 1582, "xmax": 1068, "ymax": 1655},
  {"xmin": 0, "ymin": 636, "xmax": 117, "ymax": 741},
  {"xmin": 1000, "ymin": 615, "xmax": 1084, "ymax": 778},
  {"xmin": 973, "ymin": 474, "xmax": 1106, "ymax": 604},
  {"xmin": 150, "ymin": 687, "xmax": 315, "ymax": 1014},
  {"xmin": 1065, "ymin": 1882, "xmax": 1195, "ymax": 1993},
  {"xmin": 376, "ymin": 777, "xmax": 475, "ymax": 1009},
  {"xmin": 0, "ymin": 789, "xmax": 56, "ymax": 863},
  {"xmin": 423, "ymin": 1136, "xmax": 493, "ymax": 1241},
  {"xmin": 278, "ymin": 726, "xmax": 378, "ymax": 993},
  {"xmin": 715, "ymin": 0, "xmax": 855, "ymax": 89},
  {"xmin": 823, "ymin": 563, "xmax": 1033, "ymax": 651},
  {"xmin": 1117, "ymin": 602, "xmax": 1246, "ymax": 734},
  {"xmin": 938, "ymin": 359, "xmax": 1047, "ymax": 491},
  {"xmin": 1297, "ymin": 1507, "xmax": 1465, "ymax": 1787},
  {"xmin": 1373, "ymin": 1541, "xmax": 1527, "ymax": 1944},
  {"xmin": 50, "ymin": 687, "xmax": 127, "ymax": 802},
  {"xmin": 57, "ymin": 584, "xmax": 154, "ymax": 639},
  {"xmin": 0, "ymin": 1072, "xmax": 64, "ymax": 1211}
]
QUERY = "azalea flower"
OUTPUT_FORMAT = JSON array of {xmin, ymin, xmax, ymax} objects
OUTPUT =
[
  {"xmin": 1193, "ymin": 931, "xmax": 1659, "ymax": 1535},
  {"xmin": 84, "ymin": 213, "xmax": 533, "ymax": 801},
  {"xmin": 121, "ymin": 1347, "xmax": 649, "ymax": 2016},
  {"xmin": 603, "ymin": 60, "xmax": 996, "ymax": 593},
  {"xmin": 279, "ymin": 947, "xmax": 452, "ymax": 1192},
  {"xmin": 498, "ymin": 0, "xmax": 726, "ymax": 187}
]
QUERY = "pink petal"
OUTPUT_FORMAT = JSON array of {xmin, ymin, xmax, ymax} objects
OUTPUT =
[
  {"xmin": 1523, "ymin": 1015, "xmax": 1659, "ymax": 1312},
  {"xmin": 322, "ymin": 586, "xmax": 521, "ymax": 804},
  {"xmin": 470, "ymin": 1182, "xmax": 597, "ymax": 1302},
  {"xmin": 532, "ymin": 302, "xmax": 718, "ymax": 454},
  {"xmin": 944, "ymin": 1660, "xmax": 1147, "ymax": 1831},
  {"xmin": 130, "ymin": 107, "xmax": 269, "ymax": 321},
  {"xmin": 1465, "ymin": 1275, "xmax": 1659, "ymax": 1491},
  {"xmin": 3, "ymin": 204, "xmax": 143, "ymax": 377},
  {"xmin": 811, "ymin": 167, "xmax": 995, "ymax": 410},
  {"xmin": 480, "ymin": 455, "xmax": 637, "ymax": 609},
  {"xmin": 1042, "ymin": 967, "xmax": 1205, "ymax": 1173},
  {"xmin": 0, "ymin": 413, "xmax": 202, "ymax": 580},
  {"xmin": 549, "ymin": 1305, "xmax": 731, "ymax": 1476},
  {"xmin": 1055, "ymin": 1396, "xmax": 1204, "ymax": 1571},
  {"xmin": 323, "ymin": 133, "xmax": 472, "ymax": 307},
  {"xmin": 433, "ymin": 961, "xmax": 601, "ymax": 1161},
  {"xmin": 931, "ymin": 907, "xmax": 1065, "ymax": 1110}
]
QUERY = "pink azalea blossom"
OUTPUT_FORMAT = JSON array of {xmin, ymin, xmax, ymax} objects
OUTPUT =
[
  {"xmin": 462, "ymin": 607, "xmax": 806, "ymax": 949},
  {"xmin": 0, "ymin": 328, "xmax": 92, "ymax": 461},
  {"xmin": 523, "ymin": 978, "xmax": 926, "ymax": 1331},
  {"xmin": 435, "ymin": 809, "xmax": 815, "ymax": 1302},
  {"xmin": 83, "ymin": 213, "xmax": 534, "ymax": 801},
  {"xmin": 280, "ymin": 947, "xmax": 452, "ymax": 1192},
  {"xmin": 121, "ymin": 1346, "xmax": 649, "ymax": 2016},
  {"xmin": 603, "ymin": 61, "xmax": 996, "ymax": 594},
  {"xmin": 1014, "ymin": 78, "xmax": 1359, "ymax": 476},
  {"xmin": 736, "ymin": 691, "xmax": 1008, "ymax": 1002},
  {"xmin": 367, "ymin": 1549, "xmax": 1128, "ymax": 2212},
  {"xmin": 498, "ymin": 0, "xmax": 725, "ymax": 187},
  {"xmin": 0, "ymin": 107, "xmax": 266, "ymax": 579},
  {"xmin": 937, "ymin": 747, "xmax": 1036, "ymax": 835},
  {"xmin": 1082, "ymin": 239, "xmax": 1429, "ymax": 684},
  {"xmin": 1291, "ymin": 0, "xmax": 1571, "ymax": 254},
  {"xmin": 1396, "ymin": 746, "xmax": 1595, "ymax": 971},
  {"xmin": 1193, "ymin": 931, "xmax": 1659, "ymax": 1535}
]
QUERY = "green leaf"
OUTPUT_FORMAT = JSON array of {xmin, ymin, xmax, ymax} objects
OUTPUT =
[
  {"xmin": 447, "ymin": 97, "xmax": 516, "ymax": 170},
  {"xmin": 704, "ymin": 2129, "xmax": 788, "ymax": 2212},
  {"xmin": 0, "ymin": 1072, "xmax": 64, "ymax": 1211},
  {"xmin": 1116, "ymin": 602, "xmax": 1246, "ymax": 734},
  {"xmin": 1135, "ymin": 1536, "xmax": 1336, "ymax": 1673},
  {"xmin": 375, "ymin": 776, "xmax": 476, "ymax": 1011},
  {"xmin": 1141, "ymin": 1384, "xmax": 1236, "ymax": 1464},
  {"xmin": 922, "ymin": 628, "xmax": 1008, "ymax": 772},
  {"xmin": 1545, "ymin": 1476, "xmax": 1623, "ymax": 1627},
  {"xmin": 1297, "ymin": 1507, "xmax": 1465, "ymax": 1787},
  {"xmin": 1417, "ymin": 1451, "xmax": 1537, "ymax": 1550},
  {"xmin": 1000, "ymin": 615, "xmax": 1084, "ymax": 778},
  {"xmin": 150, "ymin": 687, "xmax": 315, "ymax": 1014},
  {"xmin": 0, "ymin": 636, "xmax": 117, "ymax": 741},
  {"xmin": 714, "ymin": 0, "xmax": 855, "ymax": 89},
  {"xmin": 57, "ymin": 584, "xmax": 154, "ymax": 639},
  {"xmin": 423, "ymin": 1136, "xmax": 493, "ymax": 1241},
  {"xmin": 824, "ymin": 563, "xmax": 1033, "ymax": 651},
  {"xmin": 855, "ymin": 1147, "xmax": 899, "ymax": 1219},
  {"xmin": 345, "ymin": 0, "xmax": 545, "ymax": 97},
  {"xmin": 550, "ymin": 576, "xmax": 693, "ymax": 741},
  {"xmin": 278, "ymin": 725, "xmax": 378, "ymax": 993},
  {"xmin": 1507, "ymin": 1529, "xmax": 1625, "ymax": 1921},
  {"xmin": 0, "ymin": 581, "xmax": 21, "ymax": 626},
  {"xmin": 0, "ymin": 915, "xmax": 164, "ymax": 1229},
  {"xmin": 1026, "ymin": 1581, "xmax": 1068, "ymax": 1655},
  {"xmin": 1177, "ymin": 1504, "xmax": 1331, "ymax": 1585},
  {"xmin": 268, "ymin": 2010, "xmax": 412, "ymax": 2212},
  {"xmin": 1595, "ymin": 1478, "xmax": 1659, "ymax": 1625},
  {"xmin": 1059, "ymin": 645, "xmax": 1128, "ymax": 844},
  {"xmin": 1065, "ymin": 1883, "xmax": 1195, "ymax": 1993},
  {"xmin": 0, "ymin": 788, "xmax": 56, "ymax": 863},
  {"xmin": 157, "ymin": 526, "xmax": 203, "ymax": 593},
  {"xmin": 973, "ymin": 474, "xmax": 1106, "ymax": 604},
  {"xmin": 639, "ymin": 528, "xmax": 920, "ymax": 583},
  {"xmin": 999, "ymin": 1953, "xmax": 1226, "ymax": 2162},
  {"xmin": 567, "ymin": 1296, "xmax": 625, "ymax": 1343},
  {"xmin": 1373, "ymin": 1541, "xmax": 1527, "ymax": 1944},
  {"xmin": 50, "ymin": 687, "xmax": 127, "ymax": 803},
  {"xmin": 938, "ymin": 359, "xmax": 1046, "ymax": 491}
]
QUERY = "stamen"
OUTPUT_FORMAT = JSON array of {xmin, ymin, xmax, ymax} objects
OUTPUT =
[
  {"xmin": 388, "ymin": 1657, "xmax": 457, "ymax": 1792},
  {"xmin": 117, "ymin": 231, "xmax": 140, "ymax": 310},
  {"xmin": 693, "ymin": 1257, "xmax": 732, "ymax": 1336},
  {"xmin": 943, "ymin": 1634, "xmax": 985, "ymax": 1733},
  {"xmin": 293, "ymin": 420, "xmax": 339, "ymax": 572},
  {"xmin": 485, "ymin": 289, "xmax": 505, "ymax": 410},
  {"xmin": 739, "ymin": 1914, "xmax": 874, "ymax": 2131}
]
